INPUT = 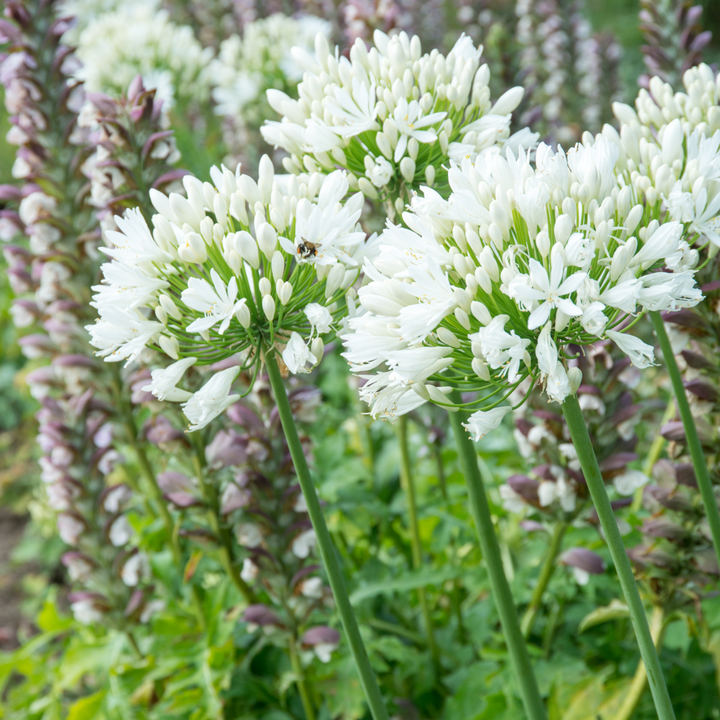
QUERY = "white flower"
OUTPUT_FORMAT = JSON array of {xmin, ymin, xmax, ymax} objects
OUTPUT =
[
  {"xmin": 472, "ymin": 316, "xmax": 530, "ymax": 383},
  {"xmin": 606, "ymin": 330, "xmax": 656, "ymax": 368},
  {"xmin": 314, "ymin": 642, "xmax": 338, "ymax": 663},
  {"xmin": 304, "ymin": 303, "xmax": 333, "ymax": 334},
  {"xmin": 326, "ymin": 78, "xmax": 379, "ymax": 137},
  {"xmin": 392, "ymin": 98, "xmax": 446, "ymax": 163},
  {"xmin": 71, "ymin": 599, "xmax": 104, "ymax": 625},
  {"xmin": 368, "ymin": 157, "xmax": 394, "ymax": 187},
  {"xmin": 511, "ymin": 257, "xmax": 585, "ymax": 330},
  {"xmin": 121, "ymin": 552, "xmax": 149, "ymax": 587},
  {"xmin": 629, "ymin": 222, "xmax": 683, "ymax": 270},
  {"xmin": 614, "ymin": 469, "xmax": 649, "ymax": 496},
  {"xmin": 142, "ymin": 357, "xmax": 197, "ymax": 401},
  {"xmin": 241, "ymin": 558, "xmax": 259, "ymax": 583},
  {"xmin": 57, "ymin": 514, "xmax": 84, "ymax": 545},
  {"xmin": 463, "ymin": 406, "xmax": 511, "ymax": 440},
  {"xmin": 182, "ymin": 366, "xmax": 240, "ymax": 431},
  {"xmin": 282, "ymin": 332, "xmax": 315, "ymax": 374},
  {"xmin": 237, "ymin": 523, "xmax": 263, "ymax": 548},
  {"xmin": 101, "ymin": 208, "xmax": 171, "ymax": 267},
  {"xmin": 292, "ymin": 529, "xmax": 317, "ymax": 559},
  {"xmin": 86, "ymin": 306, "xmax": 164, "ymax": 366},
  {"xmin": 183, "ymin": 270, "xmax": 246, "ymax": 335},
  {"xmin": 140, "ymin": 599, "xmax": 166, "ymax": 623},
  {"xmin": 109, "ymin": 515, "xmax": 132, "ymax": 547}
]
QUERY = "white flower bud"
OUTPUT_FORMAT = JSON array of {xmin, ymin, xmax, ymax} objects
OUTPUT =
[
  {"xmin": 479, "ymin": 246, "xmax": 499, "ymax": 281},
  {"xmin": 236, "ymin": 231, "xmax": 260, "ymax": 269},
  {"xmin": 437, "ymin": 327, "xmax": 461, "ymax": 348},
  {"xmin": 554, "ymin": 214, "xmax": 573, "ymax": 245},
  {"xmin": 259, "ymin": 277, "xmax": 271, "ymax": 296},
  {"xmin": 226, "ymin": 250, "xmax": 242, "ymax": 274},
  {"xmin": 376, "ymin": 132, "xmax": 392, "ymax": 159},
  {"xmin": 325, "ymin": 263, "xmax": 345, "ymax": 298},
  {"xmin": 358, "ymin": 177, "xmax": 379, "ymax": 199},
  {"xmin": 257, "ymin": 223, "xmax": 277, "ymax": 259},
  {"xmin": 425, "ymin": 164, "xmax": 435, "ymax": 186},
  {"xmin": 455, "ymin": 307, "xmax": 471, "ymax": 330},
  {"xmin": 311, "ymin": 337, "xmax": 324, "ymax": 363},
  {"xmin": 155, "ymin": 305, "xmax": 168, "ymax": 324},
  {"xmin": 159, "ymin": 294, "xmax": 182, "ymax": 320},
  {"xmin": 475, "ymin": 267, "xmax": 492, "ymax": 294},
  {"xmin": 200, "ymin": 216, "xmax": 214, "ymax": 244},
  {"xmin": 400, "ymin": 157, "xmax": 416, "ymax": 183},
  {"xmin": 408, "ymin": 137, "xmax": 419, "ymax": 160},
  {"xmin": 271, "ymin": 251, "xmax": 285, "ymax": 282},
  {"xmin": 568, "ymin": 367, "xmax": 582, "ymax": 395},
  {"xmin": 279, "ymin": 281, "xmax": 293, "ymax": 305},
  {"xmin": 472, "ymin": 357, "xmax": 490, "ymax": 381},
  {"xmin": 159, "ymin": 335, "xmax": 179, "ymax": 360},
  {"xmin": 470, "ymin": 301, "xmax": 491, "ymax": 325},
  {"xmin": 178, "ymin": 232, "xmax": 207, "ymax": 264},
  {"xmin": 235, "ymin": 302, "xmax": 251, "ymax": 328},
  {"xmin": 262, "ymin": 295, "xmax": 276, "ymax": 322}
]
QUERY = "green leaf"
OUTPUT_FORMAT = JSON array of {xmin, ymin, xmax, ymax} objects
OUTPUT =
[
  {"xmin": 67, "ymin": 690, "xmax": 106, "ymax": 720},
  {"xmin": 578, "ymin": 599, "xmax": 629, "ymax": 633},
  {"xmin": 350, "ymin": 566, "xmax": 463, "ymax": 604},
  {"xmin": 37, "ymin": 594, "xmax": 73, "ymax": 633}
]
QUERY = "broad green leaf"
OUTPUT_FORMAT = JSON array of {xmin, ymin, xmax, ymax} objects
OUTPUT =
[
  {"xmin": 67, "ymin": 690, "xmax": 106, "ymax": 720},
  {"xmin": 578, "ymin": 599, "xmax": 629, "ymax": 633}
]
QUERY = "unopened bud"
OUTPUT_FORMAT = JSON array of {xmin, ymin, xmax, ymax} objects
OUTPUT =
[{"xmin": 262, "ymin": 295, "xmax": 276, "ymax": 322}]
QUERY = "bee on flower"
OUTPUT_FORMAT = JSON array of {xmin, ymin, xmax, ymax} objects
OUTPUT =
[{"xmin": 86, "ymin": 156, "xmax": 378, "ymax": 430}]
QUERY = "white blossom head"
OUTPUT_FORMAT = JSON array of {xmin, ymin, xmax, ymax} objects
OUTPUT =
[
  {"xmin": 261, "ymin": 29, "xmax": 536, "ymax": 217},
  {"xmin": 86, "ymin": 158, "xmax": 376, "ymax": 430},
  {"xmin": 341, "ymin": 138, "xmax": 702, "ymax": 436}
]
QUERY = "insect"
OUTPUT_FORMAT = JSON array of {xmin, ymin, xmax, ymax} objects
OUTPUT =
[{"xmin": 296, "ymin": 239, "xmax": 321, "ymax": 259}]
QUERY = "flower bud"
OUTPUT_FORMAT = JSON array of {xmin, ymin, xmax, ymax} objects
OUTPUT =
[
  {"xmin": 437, "ymin": 327, "xmax": 461, "ymax": 348},
  {"xmin": 235, "ymin": 301, "xmax": 251, "ymax": 328},
  {"xmin": 567, "ymin": 367, "xmax": 582, "ymax": 395},
  {"xmin": 470, "ymin": 301, "xmax": 491, "ymax": 325},
  {"xmin": 236, "ymin": 231, "xmax": 260, "ymax": 269},
  {"xmin": 262, "ymin": 295, "xmax": 276, "ymax": 322},
  {"xmin": 358, "ymin": 177, "xmax": 379, "ymax": 199},
  {"xmin": 159, "ymin": 294, "xmax": 182, "ymax": 320},
  {"xmin": 257, "ymin": 223, "xmax": 277, "ymax": 259},
  {"xmin": 400, "ymin": 157, "xmax": 416, "ymax": 183},
  {"xmin": 472, "ymin": 357, "xmax": 490, "ymax": 380},
  {"xmin": 279, "ymin": 281, "xmax": 293, "ymax": 305},
  {"xmin": 325, "ymin": 263, "xmax": 345, "ymax": 298},
  {"xmin": 178, "ymin": 232, "xmax": 207, "ymax": 263},
  {"xmin": 311, "ymin": 337, "xmax": 324, "ymax": 363},
  {"xmin": 271, "ymin": 251, "xmax": 285, "ymax": 282},
  {"xmin": 159, "ymin": 335, "xmax": 180, "ymax": 359},
  {"xmin": 425, "ymin": 164, "xmax": 435, "ymax": 186},
  {"xmin": 259, "ymin": 277, "xmax": 271, "ymax": 296}
]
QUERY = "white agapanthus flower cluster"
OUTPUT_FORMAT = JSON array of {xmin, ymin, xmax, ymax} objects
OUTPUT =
[
  {"xmin": 608, "ymin": 63, "xmax": 720, "ymax": 248},
  {"xmin": 211, "ymin": 14, "xmax": 332, "ymax": 121},
  {"xmin": 341, "ymin": 136, "xmax": 703, "ymax": 439},
  {"xmin": 262, "ymin": 30, "xmax": 537, "ymax": 217},
  {"xmin": 86, "ymin": 157, "xmax": 376, "ymax": 430},
  {"xmin": 74, "ymin": 5, "xmax": 214, "ymax": 108}
]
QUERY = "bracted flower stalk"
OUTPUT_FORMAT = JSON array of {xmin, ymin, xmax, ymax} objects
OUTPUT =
[
  {"xmin": 396, "ymin": 416, "xmax": 440, "ymax": 675},
  {"xmin": 561, "ymin": 394, "xmax": 676, "ymax": 720},
  {"xmin": 265, "ymin": 349, "xmax": 389, "ymax": 720},
  {"xmin": 448, "ymin": 397, "xmax": 547, "ymax": 720},
  {"xmin": 650, "ymin": 311, "xmax": 720, "ymax": 570}
]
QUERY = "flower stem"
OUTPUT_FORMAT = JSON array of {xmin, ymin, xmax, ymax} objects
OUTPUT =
[
  {"xmin": 396, "ymin": 416, "xmax": 441, "ymax": 675},
  {"xmin": 289, "ymin": 634, "xmax": 316, "ymax": 720},
  {"xmin": 447, "ymin": 401, "xmax": 546, "ymax": 720},
  {"xmin": 265, "ymin": 350, "xmax": 389, "ymax": 720},
  {"xmin": 650, "ymin": 311, "xmax": 720, "ymax": 569},
  {"xmin": 521, "ymin": 521, "xmax": 568, "ymax": 638},
  {"xmin": 561, "ymin": 393, "xmax": 676, "ymax": 720},
  {"xmin": 191, "ymin": 441, "xmax": 257, "ymax": 604},
  {"xmin": 615, "ymin": 605, "xmax": 667, "ymax": 720}
]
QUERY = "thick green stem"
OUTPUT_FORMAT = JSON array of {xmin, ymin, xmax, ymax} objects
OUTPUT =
[
  {"xmin": 561, "ymin": 394, "xmax": 675, "ymax": 720},
  {"xmin": 521, "ymin": 521, "xmax": 568, "ymax": 638},
  {"xmin": 289, "ymin": 635, "xmax": 316, "ymax": 720},
  {"xmin": 616, "ymin": 605, "xmax": 667, "ymax": 720},
  {"xmin": 650, "ymin": 311, "xmax": 720, "ymax": 569},
  {"xmin": 448, "ymin": 401, "xmax": 547, "ymax": 720},
  {"xmin": 265, "ymin": 351, "xmax": 389, "ymax": 720},
  {"xmin": 191, "ymin": 446, "xmax": 257, "ymax": 604},
  {"xmin": 396, "ymin": 416, "xmax": 441, "ymax": 675}
]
